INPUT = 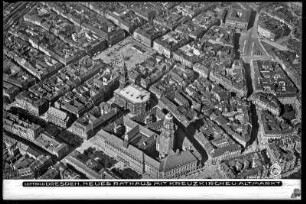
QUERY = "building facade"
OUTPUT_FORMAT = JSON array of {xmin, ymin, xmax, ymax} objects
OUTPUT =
[
  {"xmin": 156, "ymin": 113, "xmax": 177, "ymax": 158},
  {"xmin": 133, "ymin": 28, "xmax": 153, "ymax": 48},
  {"xmin": 47, "ymin": 106, "xmax": 74, "ymax": 129},
  {"xmin": 224, "ymin": 7, "xmax": 251, "ymax": 31},
  {"xmin": 3, "ymin": 111, "xmax": 44, "ymax": 141},
  {"xmin": 15, "ymin": 91, "xmax": 49, "ymax": 116},
  {"xmin": 69, "ymin": 105, "xmax": 118, "ymax": 140},
  {"xmin": 258, "ymin": 25, "xmax": 276, "ymax": 41},
  {"xmin": 114, "ymin": 84, "xmax": 151, "ymax": 116}
]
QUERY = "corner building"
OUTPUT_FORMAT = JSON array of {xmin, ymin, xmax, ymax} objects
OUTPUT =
[{"xmin": 114, "ymin": 84, "xmax": 151, "ymax": 116}]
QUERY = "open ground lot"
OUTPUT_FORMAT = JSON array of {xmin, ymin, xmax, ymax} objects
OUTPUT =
[{"xmin": 94, "ymin": 36, "xmax": 156, "ymax": 70}]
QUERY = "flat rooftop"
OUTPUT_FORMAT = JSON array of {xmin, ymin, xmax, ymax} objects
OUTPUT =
[{"xmin": 117, "ymin": 84, "xmax": 150, "ymax": 103}]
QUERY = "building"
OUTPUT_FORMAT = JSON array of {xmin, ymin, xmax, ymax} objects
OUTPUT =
[
  {"xmin": 106, "ymin": 10, "xmax": 147, "ymax": 34},
  {"xmin": 3, "ymin": 111, "xmax": 44, "ymax": 141},
  {"xmin": 130, "ymin": 106, "xmax": 166, "ymax": 132},
  {"xmin": 47, "ymin": 106, "xmax": 74, "ymax": 129},
  {"xmin": 28, "ymin": 155, "xmax": 53, "ymax": 178},
  {"xmin": 224, "ymin": 7, "xmax": 251, "ymax": 31},
  {"xmin": 193, "ymin": 62, "xmax": 210, "ymax": 79},
  {"xmin": 133, "ymin": 22, "xmax": 170, "ymax": 47},
  {"xmin": 4, "ymin": 167, "xmax": 35, "ymax": 179},
  {"xmin": 4, "ymin": 32, "xmax": 65, "ymax": 80},
  {"xmin": 3, "ymin": 110, "xmax": 69, "ymax": 158},
  {"xmin": 249, "ymin": 92, "xmax": 281, "ymax": 116},
  {"xmin": 267, "ymin": 143, "xmax": 297, "ymax": 174},
  {"xmin": 192, "ymin": 9, "xmax": 220, "ymax": 30},
  {"xmin": 69, "ymin": 103, "xmax": 118, "ymax": 140},
  {"xmin": 86, "ymin": 38, "xmax": 108, "ymax": 56},
  {"xmin": 88, "ymin": 116, "xmax": 160, "ymax": 178},
  {"xmin": 38, "ymin": 166, "xmax": 60, "ymax": 179},
  {"xmin": 158, "ymin": 95, "xmax": 190, "ymax": 128},
  {"xmin": 114, "ymin": 84, "xmax": 151, "ymax": 116},
  {"xmin": 119, "ymin": 61, "xmax": 129, "ymax": 89},
  {"xmin": 257, "ymin": 13, "xmax": 289, "ymax": 41},
  {"xmin": 62, "ymin": 150, "xmax": 103, "ymax": 179},
  {"xmin": 153, "ymin": 31, "xmax": 192, "ymax": 58},
  {"xmin": 260, "ymin": 110, "xmax": 296, "ymax": 139},
  {"xmin": 3, "ymin": 81, "xmax": 20, "ymax": 101},
  {"xmin": 175, "ymin": 20, "xmax": 206, "ymax": 40},
  {"xmin": 35, "ymin": 132, "xmax": 69, "ymax": 158},
  {"xmin": 158, "ymin": 150, "xmax": 198, "ymax": 179},
  {"xmin": 194, "ymin": 130, "xmax": 242, "ymax": 162},
  {"xmin": 153, "ymin": 7, "xmax": 189, "ymax": 31},
  {"xmin": 156, "ymin": 113, "xmax": 177, "ymax": 158},
  {"xmin": 251, "ymin": 60, "xmax": 297, "ymax": 97},
  {"xmin": 209, "ymin": 69, "xmax": 247, "ymax": 98},
  {"xmin": 219, "ymin": 150, "xmax": 270, "ymax": 179},
  {"xmin": 3, "ymin": 55, "xmax": 36, "ymax": 89},
  {"xmin": 130, "ymin": 2, "xmax": 158, "ymax": 21},
  {"xmin": 86, "ymin": 114, "xmax": 198, "ymax": 179},
  {"xmin": 203, "ymin": 26, "xmax": 235, "ymax": 47},
  {"xmin": 15, "ymin": 91, "xmax": 49, "ymax": 116},
  {"xmin": 258, "ymin": 25, "xmax": 276, "ymax": 41},
  {"xmin": 173, "ymin": 41, "xmax": 205, "ymax": 68}
]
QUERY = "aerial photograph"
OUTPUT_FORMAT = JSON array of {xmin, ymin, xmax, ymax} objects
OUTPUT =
[{"xmin": 3, "ymin": 1, "xmax": 302, "ymax": 180}]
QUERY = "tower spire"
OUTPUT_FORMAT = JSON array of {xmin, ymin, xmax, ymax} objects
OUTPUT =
[
  {"xmin": 156, "ymin": 113, "xmax": 177, "ymax": 158},
  {"xmin": 119, "ymin": 55, "xmax": 129, "ymax": 89}
]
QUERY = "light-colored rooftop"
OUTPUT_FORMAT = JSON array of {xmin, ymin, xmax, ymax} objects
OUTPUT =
[{"xmin": 117, "ymin": 84, "xmax": 150, "ymax": 103}]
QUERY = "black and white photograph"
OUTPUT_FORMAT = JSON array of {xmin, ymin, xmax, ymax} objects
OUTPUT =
[{"xmin": 2, "ymin": 1, "xmax": 302, "ymax": 200}]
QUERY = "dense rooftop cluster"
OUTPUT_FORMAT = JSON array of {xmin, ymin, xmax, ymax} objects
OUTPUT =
[
  {"xmin": 192, "ymin": 9, "xmax": 220, "ymax": 30},
  {"xmin": 261, "ymin": 110, "xmax": 296, "ymax": 136},
  {"xmin": 133, "ymin": 22, "xmax": 170, "ymax": 48},
  {"xmin": 153, "ymin": 6, "xmax": 190, "ymax": 31},
  {"xmin": 195, "ymin": 120, "xmax": 242, "ymax": 160},
  {"xmin": 220, "ymin": 150, "xmax": 270, "ymax": 179},
  {"xmin": 4, "ymin": 32, "xmax": 63, "ymax": 80},
  {"xmin": 131, "ymin": 53, "xmax": 173, "ymax": 89},
  {"xmin": 81, "ymin": 2, "xmax": 120, "ymax": 16},
  {"xmin": 258, "ymin": 13, "xmax": 291, "ymax": 41},
  {"xmin": 261, "ymin": 3, "xmax": 299, "ymax": 26},
  {"xmin": 3, "ymin": 2, "xmax": 301, "ymax": 180},
  {"xmin": 252, "ymin": 60, "xmax": 297, "ymax": 98},
  {"xmin": 3, "ymin": 55, "xmax": 35, "ymax": 93},
  {"xmin": 203, "ymin": 26, "xmax": 235, "ymax": 47}
]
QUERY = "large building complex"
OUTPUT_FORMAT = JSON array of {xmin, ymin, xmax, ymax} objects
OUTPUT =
[
  {"xmin": 224, "ymin": 6, "xmax": 251, "ymax": 31},
  {"xmin": 114, "ymin": 84, "xmax": 151, "ymax": 116},
  {"xmin": 2, "ymin": 2, "xmax": 301, "ymax": 183},
  {"xmin": 81, "ymin": 113, "xmax": 199, "ymax": 179}
]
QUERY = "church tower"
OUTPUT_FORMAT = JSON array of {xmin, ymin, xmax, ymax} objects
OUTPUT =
[
  {"xmin": 119, "ymin": 60, "xmax": 129, "ymax": 89},
  {"xmin": 156, "ymin": 113, "xmax": 177, "ymax": 158}
]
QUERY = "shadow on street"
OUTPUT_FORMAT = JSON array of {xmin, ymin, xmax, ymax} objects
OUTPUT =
[{"xmin": 247, "ymin": 10, "xmax": 257, "ymax": 30}]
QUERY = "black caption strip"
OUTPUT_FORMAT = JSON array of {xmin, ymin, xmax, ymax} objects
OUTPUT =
[{"xmin": 23, "ymin": 181, "xmax": 282, "ymax": 187}]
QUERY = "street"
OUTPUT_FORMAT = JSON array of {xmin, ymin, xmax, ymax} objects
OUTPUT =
[
  {"xmin": 183, "ymin": 161, "xmax": 226, "ymax": 179},
  {"xmin": 3, "ymin": 2, "xmax": 24, "ymax": 24},
  {"xmin": 240, "ymin": 10, "xmax": 272, "ymax": 64},
  {"xmin": 179, "ymin": 16, "xmax": 272, "ymax": 176},
  {"xmin": 3, "ymin": 2, "xmax": 36, "ymax": 31},
  {"xmin": 261, "ymin": 38, "xmax": 289, "ymax": 51}
]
